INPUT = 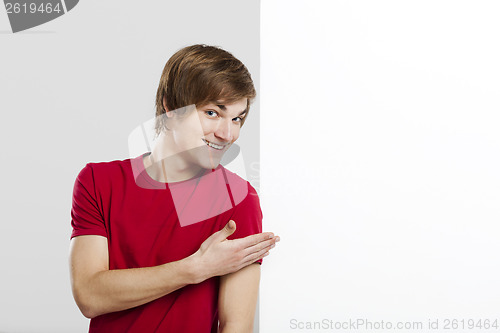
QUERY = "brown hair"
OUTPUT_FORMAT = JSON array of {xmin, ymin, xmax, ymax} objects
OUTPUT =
[{"xmin": 154, "ymin": 44, "xmax": 256, "ymax": 136}]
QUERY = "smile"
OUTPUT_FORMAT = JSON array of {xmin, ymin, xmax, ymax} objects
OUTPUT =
[{"xmin": 202, "ymin": 139, "xmax": 226, "ymax": 150}]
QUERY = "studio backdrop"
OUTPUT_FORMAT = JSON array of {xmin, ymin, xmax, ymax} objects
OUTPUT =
[{"xmin": 0, "ymin": 1, "xmax": 259, "ymax": 332}]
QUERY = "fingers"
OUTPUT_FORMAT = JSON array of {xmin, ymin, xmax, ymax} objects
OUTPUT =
[
  {"xmin": 241, "ymin": 240, "xmax": 276, "ymax": 266},
  {"xmin": 236, "ymin": 232, "xmax": 276, "ymax": 250},
  {"xmin": 242, "ymin": 236, "xmax": 279, "ymax": 259},
  {"xmin": 212, "ymin": 220, "xmax": 237, "ymax": 243},
  {"xmin": 225, "ymin": 220, "xmax": 236, "ymax": 234}
]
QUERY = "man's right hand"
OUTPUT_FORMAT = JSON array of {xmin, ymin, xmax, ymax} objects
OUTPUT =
[{"xmin": 189, "ymin": 220, "xmax": 279, "ymax": 283}]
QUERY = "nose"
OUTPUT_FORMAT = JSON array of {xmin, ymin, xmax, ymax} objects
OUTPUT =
[{"xmin": 214, "ymin": 118, "xmax": 233, "ymax": 142}]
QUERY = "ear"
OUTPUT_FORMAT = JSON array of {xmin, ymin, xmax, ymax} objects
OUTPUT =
[{"xmin": 163, "ymin": 96, "xmax": 174, "ymax": 118}]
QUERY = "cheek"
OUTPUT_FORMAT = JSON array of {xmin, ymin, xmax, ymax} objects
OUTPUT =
[
  {"xmin": 199, "ymin": 119, "xmax": 217, "ymax": 136},
  {"xmin": 187, "ymin": 115, "xmax": 206, "ymax": 137},
  {"xmin": 232, "ymin": 126, "xmax": 241, "ymax": 141}
]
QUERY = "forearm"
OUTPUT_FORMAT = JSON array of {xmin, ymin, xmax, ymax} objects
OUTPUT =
[{"xmin": 73, "ymin": 256, "xmax": 199, "ymax": 318}]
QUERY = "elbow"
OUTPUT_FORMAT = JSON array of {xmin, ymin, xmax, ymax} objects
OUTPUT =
[
  {"xmin": 80, "ymin": 306, "xmax": 97, "ymax": 320},
  {"xmin": 75, "ymin": 296, "xmax": 101, "ymax": 319},
  {"xmin": 80, "ymin": 302, "xmax": 100, "ymax": 319},
  {"xmin": 72, "ymin": 286, "xmax": 101, "ymax": 319}
]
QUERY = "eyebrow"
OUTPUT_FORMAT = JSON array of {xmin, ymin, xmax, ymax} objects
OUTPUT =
[{"xmin": 216, "ymin": 104, "xmax": 247, "ymax": 117}]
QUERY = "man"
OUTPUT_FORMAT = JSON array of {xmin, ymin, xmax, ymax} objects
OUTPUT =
[{"xmin": 69, "ymin": 44, "xmax": 279, "ymax": 332}]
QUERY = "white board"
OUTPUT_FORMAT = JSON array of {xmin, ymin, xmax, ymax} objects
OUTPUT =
[{"xmin": 261, "ymin": 1, "xmax": 500, "ymax": 332}]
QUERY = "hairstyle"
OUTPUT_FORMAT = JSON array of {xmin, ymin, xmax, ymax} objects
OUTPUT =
[{"xmin": 154, "ymin": 44, "xmax": 256, "ymax": 136}]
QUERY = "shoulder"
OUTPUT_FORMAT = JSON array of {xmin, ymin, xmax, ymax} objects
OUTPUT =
[
  {"xmin": 219, "ymin": 166, "xmax": 260, "ymax": 207},
  {"xmin": 74, "ymin": 155, "xmax": 139, "ymax": 194},
  {"xmin": 224, "ymin": 169, "xmax": 263, "ymax": 239},
  {"xmin": 76, "ymin": 156, "xmax": 136, "ymax": 181},
  {"xmin": 83, "ymin": 156, "xmax": 134, "ymax": 174}
]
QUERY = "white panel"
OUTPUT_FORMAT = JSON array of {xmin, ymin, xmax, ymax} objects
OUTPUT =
[{"xmin": 261, "ymin": 1, "xmax": 500, "ymax": 332}]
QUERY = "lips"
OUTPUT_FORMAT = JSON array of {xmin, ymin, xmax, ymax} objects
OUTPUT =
[{"xmin": 202, "ymin": 138, "xmax": 226, "ymax": 150}]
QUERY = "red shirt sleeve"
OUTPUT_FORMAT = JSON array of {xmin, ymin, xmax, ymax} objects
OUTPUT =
[
  {"xmin": 227, "ymin": 182, "xmax": 264, "ymax": 264},
  {"xmin": 70, "ymin": 164, "xmax": 107, "ymax": 239}
]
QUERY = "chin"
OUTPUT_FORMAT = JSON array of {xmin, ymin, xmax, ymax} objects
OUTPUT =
[
  {"xmin": 195, "ymin": 147, "xmax": 225, "ymax": 170},
  {"xmin": 201, "ymin": 158, "xmax": 222, "ymax": 170}
]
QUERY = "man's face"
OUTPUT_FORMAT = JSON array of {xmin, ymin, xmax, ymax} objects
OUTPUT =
[{"xmin": 167, "ymin": 98, "xmax": 248, "ymax": 170}]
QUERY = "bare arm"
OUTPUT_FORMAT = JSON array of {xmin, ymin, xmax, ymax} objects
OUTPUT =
[
  {"xmin": 69, "ymin": 235, "xmax": 196, "ymax": 318},
  {"xmin": 218, "ymin": 263, "xmax": 262, "ymax": 333},
  {"xmin": 218, "ymin": 235, "xmax": 279, "ymax": 332},
  {"xmin": 69, "ymin": 220, "xmax": 278, "ymax": 319}
]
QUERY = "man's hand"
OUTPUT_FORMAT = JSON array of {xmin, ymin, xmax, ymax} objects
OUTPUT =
[{"xmin": 189, "ymin": 220, "xmax": 279, "ymax": 283}]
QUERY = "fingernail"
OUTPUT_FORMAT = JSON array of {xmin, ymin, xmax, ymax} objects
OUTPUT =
[
  {"xmin": 276, "ymin": 236, "xmax": 280, "ymax": 242},
  {"xmin": 268, "ymin": 233, "xmax": 274, "ymax": 239}
]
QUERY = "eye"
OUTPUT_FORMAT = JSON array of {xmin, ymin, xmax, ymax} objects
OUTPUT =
[
  {"xmin": 233, "ymin": 114, "xmax": 246, "ymax": 123},
  {"xmin": 205, "ymin": 110, "xmax": 218, "ymax": 118}
]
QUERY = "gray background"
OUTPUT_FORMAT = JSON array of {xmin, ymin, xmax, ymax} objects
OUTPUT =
[{"xmin": 0, "ymin": 1, "xmax": 259, "ymax": 332}]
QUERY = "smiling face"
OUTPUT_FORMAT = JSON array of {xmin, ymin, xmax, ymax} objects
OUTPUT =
[
  {"xmin": 164, "ymin": 98, "xmax": 248, "ymax": 172},
  {"xmin": 154, "ymin": 45, "xmax": 256, "ymax": 138}
]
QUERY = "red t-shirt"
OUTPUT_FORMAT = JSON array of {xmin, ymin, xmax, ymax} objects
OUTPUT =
[{"xmin": 70, "ymin": 153, "xmax": 263, "ymax": 332}]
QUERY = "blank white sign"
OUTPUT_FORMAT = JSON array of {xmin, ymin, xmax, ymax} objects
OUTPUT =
[{"xmin": 260, "ymin": 1, "xmax": 500, "ymax": 332}]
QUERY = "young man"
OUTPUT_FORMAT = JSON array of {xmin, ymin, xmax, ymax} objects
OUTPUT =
[{"xmin": 69, "ymin": 44, "xmax": 278, "ymax": 332}]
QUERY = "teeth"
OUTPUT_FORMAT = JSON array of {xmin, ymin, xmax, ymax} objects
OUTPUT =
[{"xmin": 203, "ymin": 139, "xmax": 224, "ymax": 150}]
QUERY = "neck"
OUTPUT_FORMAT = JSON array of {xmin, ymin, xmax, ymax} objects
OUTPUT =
[{"xmin": 143, "ymin": 132, "xmax": 204, "ymax": 183}]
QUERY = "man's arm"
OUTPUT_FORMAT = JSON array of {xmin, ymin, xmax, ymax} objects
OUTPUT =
[
  {"xmin": 69, "ymin": 220, "xmax": 277, "ymax": 319},
  {"xmin": 69, "ymin": 235, "xmax": 196, "ymax": 318},
  {"xmin": 218, "ymin": 263, "xmax": 262, "ymax": 333}
]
